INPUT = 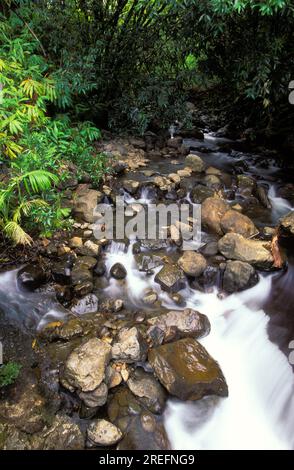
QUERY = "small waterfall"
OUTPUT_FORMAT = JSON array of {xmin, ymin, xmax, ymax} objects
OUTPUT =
[
  {"xmin": 268, "ymin": 185, "xmax": 293, "ymax": 222},
  {"xmin": 0, "ymin": 269, "xmax": 69, "ymax": 331}
]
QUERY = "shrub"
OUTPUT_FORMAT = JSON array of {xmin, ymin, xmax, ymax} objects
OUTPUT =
[{"xmin": 0, "ymin": 362, "xmax": 22, "ymax": 388}]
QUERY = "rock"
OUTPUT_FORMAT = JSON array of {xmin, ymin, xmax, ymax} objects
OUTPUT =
[
  {"xmin": 218, "ymin": 233, "xmax": 273, "ymax": 269},
  {"xmin": 255, "ymin": 185, "xmax": 272, "ymax": 209},
  {"xmin": 204, "ymin": 174, "xmax": 222, "ymax": 189},
  {"xmin": 112, "ymin": 327, "xmax": 147, "ymax": 363},
  {"xmin": 107, "ymin": 388, "xmax": 169, "ymax": 450},
  {"xmin": 123, "ymin": 180, "xmax": 140, "ymax": 195},
  {"xmin": 185, "ymin": 154, "xmax": 205, "ymax": 173},
  {"xmin": 148, "ymin": 338, "xmax": 228, "ymax": 401},
  {"xmin": 223, "ymin": 260, "xmax": 258, "ymax": 293},
  {"xmin": 73, "ymin": 280, "xmax": 93, "ymax": 297},
  {"xmin": 129, "ymin": 137, "xmax": 146, "ymax": 149},
  {"xmin": 168, "ymin": 173, "xmax": 181, "ymax": 184},
  {"xmin": 237, "ymin": 175, "xmax": 255, "ymax": 197},
  {"xmin": 110, "ymin": 262, "xmax": 127, "ymax": 279},
  {"xmin": 105, "ymin": 366, "xmax": 122, "ymax": 389},
  {"xmin": 71, "ymin": 293, "xmax": 98, "ymax": 315},
  {"xmin": 220, "ymin": 209, "xmax": 257, "ymax": 238},
  {"xmin": 40, "ymin": 415, "xmax": 84, "ymax": 450},
  {"xmin": 143, "ymin": 291, "xmax": 158, "ymax": 305},
  {"xmin": 62, "ymin": 338, "xmax": 112, "ymax": 392},
  {"xmin": 201, "ymin": 197, "xmax": 229, "ymax": 235},
  {"xmin": 178, "ymin": 251, "xmax": 207, "ymax": 277},
  {"xmin": 94, "ymin": 260, "xmax": 106, "ymax": 276},
  {"xmin": 107, "ymin": 387, "xmax": 143, "ymax": 430},
  {"xmin": 153, "ymin": 176, "xmax": 174, "ymax": 192},
  {"xmin": 112, "ymin": 160, "xmax": 128, "ymax": 174},
  {"xmin": 71, "ymin": 265, "xmax": 94, "ymax": 297},
  {"xmin": 83, "ymin": 229, "xmax": 92, "ymax": 237},
  {"xmin": 0, "ymin": 382, "xmax": 47, "ymax": 434},
  {"xmin": 190, "ymin": 185, "xmax": 213, "ymax": 204},
  {"xmin": 147, "ymin": 308, "xmax": 210, "ymax": 343},
  {"xmin": 200, "ymin": 241, "xmax": 219, "ymax": 257},
  {"xmin": 40, "ymin": 317, "xmax": 84, "ymax": 342},
  {"xmin": 55, "ymin": 285, "xmax": 73, "ymax": 304},
  {"xmin": 79, "ymin": 382, "xmax": 108, "ymax": 408},
  {"xmin": 167, "ymin": 136, "xmax": 183, "ymax": 148},
  {"xmin": 279, "ymin": 211, "xmax": 294, "ymax": 237},
  {"xmin": 52, "ymin": 258, "xmax": 73, "ymax": 285},
  {"xmin": 87, "ymin": 419, "xmax": 122, "ymax": 447},
  {"xmin": 126, "ymin": 369, "xmax": 166, "ymax": 414},
  {"xmin": 57, "ymin": 244, "xmax": 71, "ymax": 256},
  {"xmin": 154, "ymin": 264, "xmax": 185, "ymax": 293},
  {"xmin": 83, "ymin": 240, "xmax": 101, "ymax": 256},
  {"xmin": 117, "ymin": 413, "xmax": 170, "ymax": 450},
  {"xmin": 74, "ymin": 255, "xmax": 97, "ymax": 270},
  {"xmin": 73, "ymin": 186, "xmax": 103, "ymax": 223},
  {"xmin": 206, "ymin": 166, "xmax": 222, "ymax": 176},
  {"xmin": 17, "ymin": 264, "xmax": 46, "ymax": 291},
  {"xmin": 177, "ymin": 168, "xmax": 192, "ymax": 178},
  {"xmin": 100, "ymin": 298, "xmax": 124, "ymax": 313}
]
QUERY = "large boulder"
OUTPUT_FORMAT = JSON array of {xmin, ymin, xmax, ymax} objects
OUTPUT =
[
  {"xmin": 154, "ymin": 264, "xmax": 185, "ymax": 293},
  {"xmin": 220, "ymin": 209, "xmax": 257, "ymax": 238},
  {"xmin": 147, "ymin": 308, "xmax": 210, "ymax": 344},
  {"xmin": 218, "ymin": 233, "xmax": 273, "ymax": 269},
  {"xmin": 223, "ymin": 260, "xmax": 258, "ymax": 293},
  {"xmin": 185, "ymin": 154, "xmax": 205, "ymax": 173},
  {"xmin": 201, "ymin": 197, "xmax": 229, "ymax": 235},
  {"xmin": 73, "ymin": 186, "xmax": 103, "ymax": 223},
  {"xmin": 178, "ymin": 251, "xmax": 207, "ymax": 277},
  {"xmin": 127, "ymin": 369, "xmax": 166, "ymax": 414},
  {"xmin": 62, "ymin": 338, "xmax": 112, "ymax": 392},
  {"xmin": 87, "ymin": 420, "xmax": 122, "ymax": 447},
  {"xmin": 148, "ymin": 338, "xmax": 228, "ymax": 401},
  {"xmin": 112, "ymin": 327, "xmax": 147, "ymax": 363}
]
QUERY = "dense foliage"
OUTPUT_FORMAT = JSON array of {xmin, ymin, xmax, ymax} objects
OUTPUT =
[
  {"xmin": 0, "ymin": 0, "xmax": 293, "ymax": 244},
  {"xmin": 0, "ymin": 12, "xmax": 106, "ymax": 244}
]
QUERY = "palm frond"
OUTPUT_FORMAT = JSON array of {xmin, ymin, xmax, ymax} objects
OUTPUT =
[
  {"xmin": 4, "ymin": 220, "xmax": 33, "ymax": 245},
  {"xmin": 21, "ymin": 170, "xmax": 59, "ymax": 193},
  {"xmin": 13, "ymin": 198, "xmax": 48, "ymax": 223}
]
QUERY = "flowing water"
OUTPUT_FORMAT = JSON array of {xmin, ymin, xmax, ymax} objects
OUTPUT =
[{"xmin": 0, "ymin": 133, "xmax": 293, "ymax": 449}]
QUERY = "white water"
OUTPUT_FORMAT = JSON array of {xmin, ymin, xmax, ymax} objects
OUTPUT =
[
  {"xmin": 0, "ymin": 268, "xmax": 69, "ymax": 330},
  {"xmin": 268, "ymin": 185, "xmax": 293, "ymax": 222},
  {"xmin": 164, "ymin": 276, "xmax": 294, "ymax": 450}
]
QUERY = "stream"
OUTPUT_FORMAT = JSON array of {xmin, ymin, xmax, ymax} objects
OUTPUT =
[{"xmin": 0, "ymin": 133, "xmax": 294, "ymax": 450}]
